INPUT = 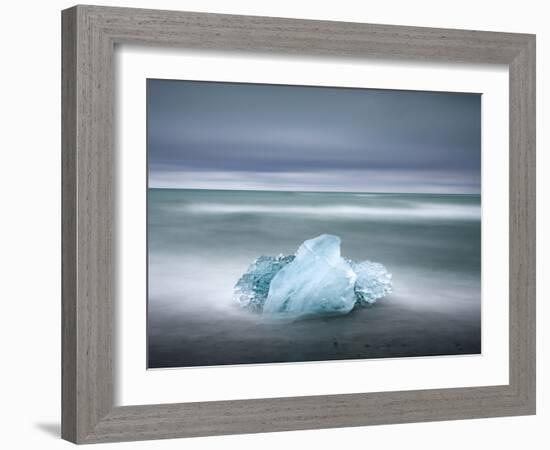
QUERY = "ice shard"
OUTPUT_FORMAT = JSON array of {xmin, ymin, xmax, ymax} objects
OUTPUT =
[
  {"xmin": 233, "ymin": 254, "xmax": 295, "ymax": 311},
  {"xmin": 233, "ymin": 234, "xmax": 392, "ymax": 319},
  {"xmin": 351, "ymin": 260, "xmax": 393, "ymax": 306},
  {"xmin": 263, "ymin": 235, "xmax": 357, "ymax": 320}
]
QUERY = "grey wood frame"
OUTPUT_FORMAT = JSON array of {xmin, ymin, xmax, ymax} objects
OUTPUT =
[{"xmin": 62, "ymin": 4, "xmax": 536, "ymax": 444}]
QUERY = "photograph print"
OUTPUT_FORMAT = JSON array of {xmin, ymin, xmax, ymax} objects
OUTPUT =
[{"xmin": 147, "ymin": 79, "xmax": 481, "ymax": 369}]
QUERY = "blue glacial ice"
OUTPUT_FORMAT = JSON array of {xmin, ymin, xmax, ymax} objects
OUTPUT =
[
  {"xmin": 233, "ymin": 234, "xmax": 392, "ymax": 320},
  {"xmin": 263, "ymin": 235, "xmax": 358, "ymax": 319},
  {"xmin": 233, "ymin": 254, "xmax": 295, "ymax": 311},
  {"xmin": 351, "ymin": 260, "xmax": 394, "ymax": 306}
]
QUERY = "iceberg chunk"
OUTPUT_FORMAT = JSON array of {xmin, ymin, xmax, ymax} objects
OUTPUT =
[
  {"xmin": 263, "ymin": 235, "xmax": 357, "ymax": 320},
  {"xmin": 233, "ymin": 234, "xmax": 393, "ymax": 319},
  {"xmin": 351, "ymin": 260, "xmax": 393, "ymax": 305},
  {"xmin": 233, "ymin": 254, "xmax": 295, "ymax": 311}
]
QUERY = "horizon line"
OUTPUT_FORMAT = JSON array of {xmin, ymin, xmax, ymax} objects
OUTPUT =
[{"xmin": 147, "ymin": 186, "xmax": 481, "ymax": 196}]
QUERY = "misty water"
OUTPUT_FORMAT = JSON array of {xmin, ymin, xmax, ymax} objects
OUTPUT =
[{"xmin": 147, "ymin": 188, "xmax": 481, "ymax": 368}]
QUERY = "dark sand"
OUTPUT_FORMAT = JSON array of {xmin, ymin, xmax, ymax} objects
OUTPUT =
[{"xmin": 148, "ymin": 296, "xmax": 481, "ymax": 368}]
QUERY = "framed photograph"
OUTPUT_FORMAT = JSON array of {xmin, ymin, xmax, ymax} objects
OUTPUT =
[{"xmin": 62, "ymin": 5, "xmax": 536, "ymax": 444}]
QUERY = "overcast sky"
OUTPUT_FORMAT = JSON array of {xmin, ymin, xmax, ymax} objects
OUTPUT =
[{"xmin": 147, "ymin": 79, "xmax": 481, "ymax": 194}]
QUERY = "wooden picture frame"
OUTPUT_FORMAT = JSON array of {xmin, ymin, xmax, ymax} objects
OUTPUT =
[{"xmin": 61, "ymin": 5, "xmax": 536, "ymax": 444}]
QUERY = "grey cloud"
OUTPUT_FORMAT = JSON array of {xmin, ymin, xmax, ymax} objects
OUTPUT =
[{"xmin": 148, "ymin": 79, "xmax": 481, "ymax": 193}]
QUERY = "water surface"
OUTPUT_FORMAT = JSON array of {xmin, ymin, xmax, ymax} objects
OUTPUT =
[{"xmin": 148, "ymin": 188, "xmax": 481, "ymax": 368}]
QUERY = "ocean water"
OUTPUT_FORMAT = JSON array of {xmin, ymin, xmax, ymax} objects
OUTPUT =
[{"xmin": 147, "ymin": 189, "xmax": 481, "ymax": 368}]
